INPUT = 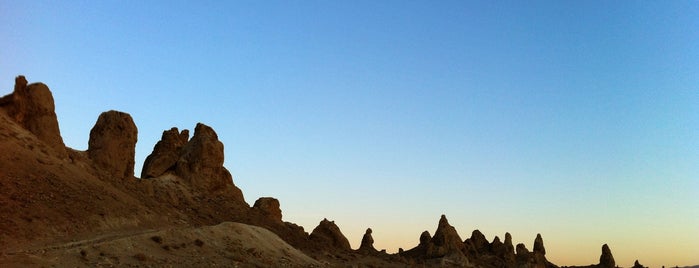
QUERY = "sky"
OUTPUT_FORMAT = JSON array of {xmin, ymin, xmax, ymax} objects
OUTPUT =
[{"xmin": 1, "ymin": 1, "xmax": 698, "ymax": 267}]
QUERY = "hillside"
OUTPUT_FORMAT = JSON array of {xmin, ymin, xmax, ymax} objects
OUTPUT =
[{"xmin": 0, "ymin": 76, "xmax": 647, "ymax": 267}]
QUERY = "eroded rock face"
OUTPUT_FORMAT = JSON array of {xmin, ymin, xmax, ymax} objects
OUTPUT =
[
  {"xmin": 175, "ymin": 123, "xmax": 232, "ymax": 192},
  {"xmin": 426, "ymin": 215, "xmax": 465, "ymax": 258},
  {"xmin": 359, "ymin": 228, "xmax": 376, "ymax": 252},
  {"xmin": 599, "ymin": 244, "xmax": 615, "ymax": 268},
  {"xmin": 252, "ymin": 197, "xmax": 282, "ymax": 222},
  {"xmin": 0, "ymin": 76, "xmax": 66, "ymax": 157},
  {"xmin": 309, "ymin": 218, "xmax": 351, "ymax": 251},
  {"xmin": 88, "ymin": 110, "xmax": 137, "ymax": 179},
  {"xmin": 141, "ymin": 127, "xmax": 189, "ymax": 178}
]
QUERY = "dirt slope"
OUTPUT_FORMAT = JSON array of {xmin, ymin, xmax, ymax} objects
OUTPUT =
[{"xmin": 0, "ymin": 222, "xmax": 319, "ymax": 267}]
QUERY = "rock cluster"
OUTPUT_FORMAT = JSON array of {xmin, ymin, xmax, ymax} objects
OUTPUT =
[
  {"xmin": 141, "ymin": 127, "xmax": 189, "ymax": 178},
  {"xmin": 88, "ymin": 110, "xmax": 138, "ymax": 179},
  {"xmin": 142, "ymin": 123, "xmax": 243, "ymax": 199},
  {"xmin": 0, "ymin": 75, "xmax": 66, "ymax": 157}
]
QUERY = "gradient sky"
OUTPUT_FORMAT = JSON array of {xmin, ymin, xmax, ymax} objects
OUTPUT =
[{"xmin": 1, "ymin": 1, "xmax": 698, "ymax": 267}]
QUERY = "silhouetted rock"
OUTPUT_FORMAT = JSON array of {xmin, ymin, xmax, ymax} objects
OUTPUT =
[
  {"xmin": 141, "ymin": 127, "xmax": 189, "ymax": 178},
  {"xmin": 632, "ymin": 260, "xmax": 645, "ymax": 268},
  {"xmin": 309, "ymin": 218, "xmax": 351, "ymax": 251},
  {"xmin": 88, "ymin": 110, "xmax": 137, "ymax": 179},
  {"xmin": 599, "ymin": 244, "xmax": 615, "ymax": 268},
  {"xmin": 358, "ymin": 228, "xmax": 377, "ymax": 253},
  {"xmin": 491, "ymin": 236, "xmax": 504, "ymax": 255},
  {"xmin": 516, "ymin": 243, "xmax": 530, "ymax": 262},
  {"xmin": 420, "ymin": 231, "xmax": 432, "ymax": 246},
  {"xmin": 252, "ymin": 197, "xmax": 282, "ymax": 222},
  {"xmin": 426, "ymin": 215, "xmax": 465, "ymax": 258},
  {"xmin": 504, "ymin": 232, "xmax": 515, "ymax": 260},
  {"xmin": 469, "ymin": 229, "xmax": 490, "ymax": 255},
  {"xmin": 0, "ymin": 75, "xmax": 66, "ymax": 157},
  {"xmin": 534, "ymin": 233, "xmax": 546, "ymax": 255}
]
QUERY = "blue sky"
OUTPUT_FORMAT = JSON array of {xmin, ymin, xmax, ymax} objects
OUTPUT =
[{"xmin": 1, "ymin": 1, "xmax": 698, "ymax": 266}]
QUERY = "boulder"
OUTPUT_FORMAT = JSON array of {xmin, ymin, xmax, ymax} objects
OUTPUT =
[
  {"xmin": 0, "ymin": 75, "xmax": 66, "ymax": 157},
  {"xmin": 599, "ymin": 244, "xmax": 615, "ymax": 268},
  {"xmin": 88, "ymin": 110, "xmax": 137, "ymax": 179},
  {"xmin": 141, "ymin": 127, "xmax": 189, "ymax": 178},
  {"xmin": 309, "ymin": 218, "xmax": 351, "ymax": 251},
  {"xmin": 252, "ymin": 197, "xmax": 282, "ymax": 222}
]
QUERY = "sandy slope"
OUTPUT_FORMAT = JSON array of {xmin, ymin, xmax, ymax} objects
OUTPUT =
[{"xmin": 0, "ymin": 222, "xmax": 320, "ymax": 267}]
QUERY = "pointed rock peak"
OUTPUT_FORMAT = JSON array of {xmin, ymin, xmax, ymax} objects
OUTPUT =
[
  {"xmin": 427, "ymin": 214, "xmax": 464, "ymax": 258},
  {"xmin": 470, "ymin": 229, "xmax": 490, "ymax": 252},
  {"xmin": 533, "ymin": 233, "xmax": 546, "ymax": 255},
  {"xmin": 471, "ymin": 229, "xmax": 486, "ymax": 241},
  {"xmin": 492, "ymin": 236, "xmax": 501, "ymax": 244},
  {"xmin": 633, "ymin": 260, "xmax": 645, "ymax": 268},
  {"xmin": 439, "ymin": 214, "xmax": 449, "ymax": 226},
  {"xmin": 419, "ymin": 231, "xmax": 431, "ymax": 245},
  {"xmin": 359, "ymin": 228, "xmax": 376, "ymax": 252},
  {"xmin": 504, "ymin": 232, "xmax": 514, "ymax": 251},
  {"xmin": 599, "ymin": 244, "xmax": 615, "ymax": 268}
]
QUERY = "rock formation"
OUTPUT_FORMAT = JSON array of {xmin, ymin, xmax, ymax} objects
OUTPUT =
[
  {"xmin": 0, "ymin": 75, "xmax": 66, "ymax": 157},
  {"xmin": 142, "ymin": 123, "xmax": 244, "ymax": 200},
  {"xmin": 533, "ymin": 233, "xmax": 546, "ymax": 255},
  {"xmin": 358, "ymin": 228, "xmax": 377, "ymax": 253},
  {"xmin": 420, "ymin": 231, "xmax": 432, "ymax": 246},
  {"xmin": 252, "ymin": 197, "xmax": 282, "ymax": 222},
  {"xmin": 599, "ymin": 244, "xmax": 615, "ymax": 268},
  {"xmin": 141, "ymin": 127, "xmax": 189, "ymax": 178},
  {"xmin": 516, "ymin": 243, "xmax": 530, "ymax": 262},
  {"xmin": 88, "ymin": 110, "xmax": 137, "ymax": 179},
  {"xmin": 175, "ymin": 123, "xmax": 236, "ymax": 193},
  {"xmin": 632, "ymin": 260, "xmax": 645, "ymax": 268},
  {"xmin": 504, "ymin": 232, "xmax": 516, "ymax": 263},
  {"xmin": 309, "ymin": 218, "xmax": 351, "ymax": 251},
  {"xmin": 425, "ymin": 215, "xmax": 465, "ymax": 258},
  {"xmin": 468, "ymin": 229, "xmax": 490, "ymax": 255}
]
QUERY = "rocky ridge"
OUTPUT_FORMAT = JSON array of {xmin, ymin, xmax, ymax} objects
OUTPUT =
[{"xmin": 0, "ymin": 76, "xmax": 644, "ymax": 267}]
